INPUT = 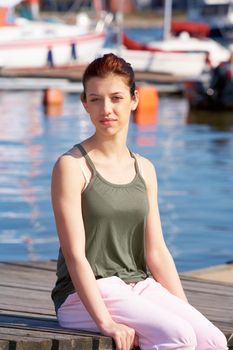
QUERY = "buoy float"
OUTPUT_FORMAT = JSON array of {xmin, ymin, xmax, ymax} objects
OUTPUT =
[
  {"xmin": 43, "ymin": 88, "xmax": 64, "ymax": 105},
  {"xmin": 0, "ymin": 7, "xmax": 8, "ymax": 26},
  {"xmin": 133, "ymin": 85, "xmax": 159, "ymax": 125},
  {"xmin": 43, "ymin": 88, "xmax": 64, "ymax": 117},
  {"xmin": 44, "ymin": 104, "xmax": 63, "ymax": 117}
]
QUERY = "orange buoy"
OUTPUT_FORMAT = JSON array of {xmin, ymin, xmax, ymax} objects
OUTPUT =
[
  {"xmin": 0, "ymin": 7, "xmax": 8, "ymax": 26},
  {"xmin": 44, "ymin": 104, "xmax": 63, "ymax": 117},
  {"xmin": 43, "ymin": 88, "xmax": 64, "ymax": 117},
  {"xmin": 43, "ymin": 88, "xmax": 64, "ymax": 106},
  {"xmin": 133, "ymin": 85, "xmax": 159, "ymax": 125}
]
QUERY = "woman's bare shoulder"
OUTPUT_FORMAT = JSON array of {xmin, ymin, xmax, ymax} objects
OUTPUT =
[
  {"xmin": 53, "ymin": 146, "xmax": 82, "ymax": 170},
  {"xmin": 135, "ymin": 154, "xmax": 158, "ymax": 193},
  {"xmin": 135, "ymin": 154, "xmax": 157, "ymax": 175},
  {"xmin": 52, "ymin": 146, "xmax": 84, "ymax": 185}
]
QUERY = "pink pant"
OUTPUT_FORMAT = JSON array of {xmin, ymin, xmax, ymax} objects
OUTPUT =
[{"xmin": 58, "ymin": 277, "xmax": 228, "ymax": 350}]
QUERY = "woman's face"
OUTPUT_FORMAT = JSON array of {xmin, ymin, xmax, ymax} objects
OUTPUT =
[{"xmin": 82, "ymin": 73, "xmax": 138, "ymax": 136}]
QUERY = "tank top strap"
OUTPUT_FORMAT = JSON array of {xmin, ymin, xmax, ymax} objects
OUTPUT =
[
  {"xmin": 75, "ymin": 144, "xmax": 139, "ymax": 176},
  {"xmin": 129, "ymin": 150, "xmax": 140, "ymax": 174},
  {"xmin": 74, "ymin": 144, "xmax": 97, "ymax": 174}
]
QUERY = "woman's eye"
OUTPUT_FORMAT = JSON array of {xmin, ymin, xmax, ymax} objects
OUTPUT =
[
  {"xmin": 90, "ymin": 98, "xmax": 99, "ymax": 102},
  {"xmin": 112, "ymin": 96, "xmax": 122, "ymax": 101}
]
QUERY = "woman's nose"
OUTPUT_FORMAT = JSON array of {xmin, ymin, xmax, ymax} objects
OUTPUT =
[{"xmin": 102, "ymin": 99, "xmax": 112, "ymax": 114}]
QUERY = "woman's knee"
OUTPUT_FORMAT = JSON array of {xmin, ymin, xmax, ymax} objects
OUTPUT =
[
  {"xmin": 171, "ymin": 321, "xmax": 197, "ymax": 349},
  {"xmin": 197, "ymin": 325, "xmax": 228, "ymax": 350},
  {"xmin": 144, "ymin": 319, "xmax": 197, "ymax": 349}
]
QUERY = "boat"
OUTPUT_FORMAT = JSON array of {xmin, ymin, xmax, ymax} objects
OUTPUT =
[
  {"xmin": 184, "ymin": 63, "xmax": 233, "ymax": 110},
  {"xmin": 105, "ymin": 0, "xmax": 231, "ymax": 79},
  {"xmin": 186, "ymin": 108, "xmax": 233, "ymax": 131},
  {"xmin": 0, "ymin": 0, "xmax": 108, "ymax": 69},
  {"xmin": 102, "ymin": 44, "xmax": 207, "ymax": 78},
  {"xmin": 172, "ymin": 0, "xmax": 233, "ymax": 51},
  {"xmin": 121, "ymin": 32, "xmax": 230, "ymax": 75},
  {"xmin": 184, "ymin": 79, "xmax": 233, "ymax": 110}
]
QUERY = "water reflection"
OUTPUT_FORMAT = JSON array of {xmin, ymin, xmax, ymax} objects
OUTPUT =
[
  {"xmin": 132, "ymin": 124, "xmax": 157, "ymax": 147},
  {"xmin": 186, "ymin": 108, "xmax": 233, "ymax": 132},
  {"xmin": 44, "ymin": 104, "xmax": 64, "ymax": 118},
  {"xmin": 0, "ymin": 91, "xmax": 53, "ymax": 260}
]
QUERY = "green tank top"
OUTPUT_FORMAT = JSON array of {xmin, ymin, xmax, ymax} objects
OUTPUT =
[{"xmin": 51, "ymin": 144, "xmax": 149, "ymax": 313}]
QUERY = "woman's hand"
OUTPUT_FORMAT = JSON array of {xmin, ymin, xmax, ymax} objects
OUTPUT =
[{"xmin": 100, "ymin": 320, "xmax": 138, "ymax": 350}]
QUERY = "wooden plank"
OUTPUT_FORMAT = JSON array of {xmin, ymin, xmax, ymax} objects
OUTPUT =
[
  {"xmin": 182, "ymin": 264, "xmax": 233, "ymax": 284},
  {"xmin": 0, "ymin": 265, "xmax": 56, "ymax": 280},
  {"xmin": 0, "ymin": 263, "xmax": 56, "ymax": 279},
  {"xmin": 1, "ymin": 337, "xmax": 52, "ymax": 350},
  {"xmin": 0, "ymin": 66, "xmax": 184, "ymax": 86},
  {"xmin": 0, "ymin": 314, "xmax": 112, "ymax": 343},
  {"xmin": 0, "ymin": 328, "xmax": 94, "ymax": 350},
  {"xmin": 0, "ymin": 315, "xmax": 113, "ymax": 350},
  {"xmin": 0, "ymin": 285, "xmax": 53, "ymax": 301},
  {"xmin": 0, "ymin": 282, "xmax": 52, "ymax": 292},
  {"xmin": 0, "ymin": 326, "xmax": 93, "ymax": 340},
  {"xmin": 0, "ymin": 341, "xmax": 9, "ymax": 350},
  {"xmin": 0, "ymin": 262, "xmax": 55, "ymax": 318},
  {"xmin": 182, "ymin": 280, "xmax": 233, "ymax": 295},
  {"xmin": 0, "ymin": 305, "xmax": 54, "ymax": 317},
  {"xmin": 0, "ymin": 286, "xmax": 55, "ymax": 315},
  {"xmin": 181, "ymin": 275, "xmax": 233, "ymax": 293},
  {"xmin": 0, "ymin": 261, "xmax": 56, "ymax": 271},
  {"xmin": 0, "ymin": 314, "xmax": 73, "ymax": 333}
]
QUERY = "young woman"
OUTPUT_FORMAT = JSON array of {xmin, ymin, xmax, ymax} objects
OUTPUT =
[{"xmin": 51, "ymin": 53, "xmax": 228, "ymax": 350}]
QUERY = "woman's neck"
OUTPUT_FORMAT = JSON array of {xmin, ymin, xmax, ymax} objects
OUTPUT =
[{"xmin": 84, "ymin": 134, "xmax": 130, "ymax": 161}]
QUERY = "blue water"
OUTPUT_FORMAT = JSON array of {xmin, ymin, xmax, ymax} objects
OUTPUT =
[{"xmin": 0, "ymin": 90, "xmax": 233, "ymax": 272}]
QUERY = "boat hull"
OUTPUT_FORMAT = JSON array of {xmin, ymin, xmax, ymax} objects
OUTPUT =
[
  {"xmin": 121, "ymin": 33, "xmax": 230, "ymax": 77},
  {"xmin": 0, "ymin": 21, "xmax": 106, "ymax": 68},
  {"xmin": 184, "ymin": 80, "xmax": 233, "ymax": 110},
  {"xmin": 101, "ymin": 48, "xmax": 207, "ymax": 77}
]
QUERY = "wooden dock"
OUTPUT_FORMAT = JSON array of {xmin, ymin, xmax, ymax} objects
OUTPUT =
[
  {"xmin": 0, "ymin": 261, "xmax": 232, "ymax": 350},
  {"xmin": 0, "ymin": 65, "xmax": 184, "ymax": 94}
]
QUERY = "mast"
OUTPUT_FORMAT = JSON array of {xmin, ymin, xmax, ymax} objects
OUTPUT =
[
  {"xmin": 93, "ymin": 0, "xmax": 102, "ymax": 19},
  {"xmin": 115, "ymin": 0, "xmax": 124, "ymax": 55},
  {"xmin": 163, "ymin": 0, "xmax": 172, "ymax": 40}
]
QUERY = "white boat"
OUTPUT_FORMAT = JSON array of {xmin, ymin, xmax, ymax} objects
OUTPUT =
[
  {"xmin": 0, "ymin": 18, "xmax": 106, "ymax": 69},
  {"xmin": 0, "ymin": 1, "xmax": 108, "ymax": 69},
  {"xmin": 101, "ymin": 47, "xmax": 207, "ymax": 78},
  {"xmin": 118, "ymin": 32, "xmax": 230, "ymax": 78},
  {"xmin": 104, "ymin": 0, "xmax": 231, "ymax": 79}
]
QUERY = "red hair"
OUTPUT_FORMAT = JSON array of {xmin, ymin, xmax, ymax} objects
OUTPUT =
[{"xmin": 82, "ymin": 53, "xmax": 136, "ymax": 100}]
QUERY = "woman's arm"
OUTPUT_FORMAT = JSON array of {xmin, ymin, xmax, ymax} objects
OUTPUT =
[
  {"xmin": 141, "ymin": 157, "xmax": 188, "ymax": 303},
  {"xmin": 51, "ymin": 154, "xmax": 137, "ymax": 350}
]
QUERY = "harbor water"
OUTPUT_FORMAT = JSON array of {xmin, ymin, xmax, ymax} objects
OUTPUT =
[{"xmin": 0, "ymin": 89, "xmax": 232, "ymax": 272}]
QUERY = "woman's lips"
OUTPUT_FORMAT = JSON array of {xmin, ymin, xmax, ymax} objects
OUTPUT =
[{"xmin": 100, "ymin": 118, "xmax": 117, "ymax": 125}]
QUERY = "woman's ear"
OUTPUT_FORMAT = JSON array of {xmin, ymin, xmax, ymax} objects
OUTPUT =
[
  {"xmin": 131, "ymin": 90, "xmax": 139, "ymax": 111},
  {"xmin": 80, "ymin": 92, "xmax": 89, "ymax": 113}
]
